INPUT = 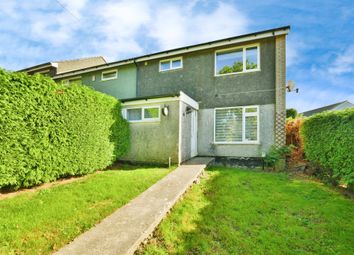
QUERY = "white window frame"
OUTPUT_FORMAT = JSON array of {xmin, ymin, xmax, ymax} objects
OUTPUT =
[
  {"xmin": 123, "ymin": 105, "xmax": 161, "ymax": 123},
  {"xmin": 62, "ymin": 76, "xmax": 82, "ymax": 85},
  {"xmin": 214, "ymin": 105, "xmax": 260, "ymax": 144},
  {"xmin": 159, "ymin": 57, "xmax": 183, "ymax": 72},
  {"xmin": 101, "ymin": 69, "xmax": 118, "ymax": 81},
  {"xmin": 214, "ymin": 43, "xmax": 260, "ymax": 76}
]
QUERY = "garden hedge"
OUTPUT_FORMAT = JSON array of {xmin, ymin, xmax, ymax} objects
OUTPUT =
[
  {"xmin": 0, "ymin": 69, "xmax": 129, "ymax": 189},
  {"xmin": 300, "ymin": 109, "xmax": 354, "ymax": 189}
]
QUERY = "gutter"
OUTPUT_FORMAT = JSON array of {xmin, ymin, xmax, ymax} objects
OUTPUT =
[
  {"xmin": 120, "ymin": 92, "xmax": 180, "ymax": 103},
  {"xmin": 134, "ymin": 59, "xmax": 139, "ymax": 96}
]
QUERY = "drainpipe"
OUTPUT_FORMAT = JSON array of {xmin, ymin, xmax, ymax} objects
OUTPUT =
[{"xmin": 134, "ymin": 59, "xmax": 139, "ymax": 97}]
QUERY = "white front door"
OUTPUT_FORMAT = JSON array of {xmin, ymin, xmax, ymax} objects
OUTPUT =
[{"xmin": 190, "ymin": 110, "xmax": 198, "ymax": 157}]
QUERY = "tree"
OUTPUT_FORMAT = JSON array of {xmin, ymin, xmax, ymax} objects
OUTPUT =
[
  {"xmin": 218, "ymin": 65, "xmax": 233, "ymax": 74},
  {"xmin": 286, "ymin": 108, "xmax": 298, "ymax": 119}
]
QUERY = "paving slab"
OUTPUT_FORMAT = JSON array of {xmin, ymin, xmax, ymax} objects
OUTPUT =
[{"xmin": 55, "ymin": 157, "xmax": 214, "ymax": 255}]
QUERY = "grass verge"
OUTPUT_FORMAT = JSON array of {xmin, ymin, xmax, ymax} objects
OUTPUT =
[
  {"xmin": 0, "ymin": 165, "xmax": 171, "ymax": 254},
  {"xmin": 141, "ymin": 167, "xmax": 354, "ymax": 255}
]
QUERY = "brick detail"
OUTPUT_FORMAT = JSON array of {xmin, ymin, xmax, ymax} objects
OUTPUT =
[
  {"xmin": 275, "ymin": 111, "xmax": 286, "ymax": 146},
  {"xmin": 275, "ymin": 35, "xmax": 286, "ymax": 147}
]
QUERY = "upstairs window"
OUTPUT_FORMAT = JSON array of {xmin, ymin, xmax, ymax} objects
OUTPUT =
[
  {"xmin": 101, "ymin": 69, "xmax": 118, "ymax": 81},
  {"xmin": 159, "ymin": 57, "xmax": 183, "ymax": 72},
  {"xmin": 215, "ymin": 44, "xmax": 260, "ymax": 75},
  {"xmin": 214, "ymin": 106, "xmax": 259, "ymax": 143},
  {"xmin": 63, "ymin": 76, "xmax": 82, "ymax": 85},
  {"xmin": 125, "ymin": 106, "xmax": 160, "ymax": 122}
]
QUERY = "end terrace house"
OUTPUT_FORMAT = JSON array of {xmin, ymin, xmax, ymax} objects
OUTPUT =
[{"xmin": 21, "ymin": 26, "xmax": 290, "ymax": 165}]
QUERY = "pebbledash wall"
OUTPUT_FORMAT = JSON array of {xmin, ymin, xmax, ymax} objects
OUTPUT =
[
  {"xmin": 136, "ymin": 37, "xmax": 283, "ymax": 157},
  {"xmin": 137, "ymin": 37, "xmax": 276, "ymax": 108},
  {"xmin": 120, "ymin": 99, "xmax": 180, "ymax": 164}
]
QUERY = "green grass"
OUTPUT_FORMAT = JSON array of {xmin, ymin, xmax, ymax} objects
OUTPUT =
[
  {"xmin": 0, "ymin": 165, "xmax": 171, "ymax": 255},
  {"xmin": 141, "ymin": 167, "xmax": 354, "ymax": 255}
]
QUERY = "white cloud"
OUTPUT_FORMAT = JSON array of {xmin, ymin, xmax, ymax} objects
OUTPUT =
[
  {"xmin": 287, "ymin": 87, "xmax": 354, "ymax": 112},
  {"xmin": 89, "ymin": 0, "xmax": 248, "ymax": 60},
  {"xmin": 286, "ymin": 35, "xmax": 309, "ymax": 67},
  {"xmin": 60, "ymin": 0, "xmax": 87, "ymax": 18},
  {"xmin": 91, "ymin": 0, "xmax": 151, "ymax": 59},
  {"xmin": 29, "ymin": 0, "xmax": 88, "ymax": 46},
  {"xmin": 148, "ymin": 2, "xmax": 248, "ymax": 50},
  {"xmin": 328, "ymin": 45, "xmax": 354, "ymax": 75}
]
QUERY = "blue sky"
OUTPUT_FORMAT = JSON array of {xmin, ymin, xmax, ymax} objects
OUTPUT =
[{"xmin": 0, "ymin": 0, "xmax": 353, "ymax": 112}]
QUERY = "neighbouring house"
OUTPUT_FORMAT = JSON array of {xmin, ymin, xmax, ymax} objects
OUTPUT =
[
  {"xmin": 20, "ymin": 26, "xmax": 290, "ymax": 165},
  {"xmin": 301, "ymin": 100, "xmax": 354, "ymax": 117},
  {"xmin": 18, "ymin": 56, "xmax": 106, "ymax": 77}
]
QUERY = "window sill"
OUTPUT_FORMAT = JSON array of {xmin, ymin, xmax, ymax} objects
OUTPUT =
[
  {"xmin": 101, "ymin": 78, "xmax": 118, "ymax": 81},
  {"xmin": 159, "ymin": 67, "xmax": 183, "ymax": 73},
  {"xmin": 214, "ymin": 69, "xmax": 261, "ymax": 77},
  {"xmin": 213, "ymin": 142, "xmax": 260, "ymax": 145},
  {"xmin": 128, "ymin": 120, "xmax": 160, "ymax": 123}
]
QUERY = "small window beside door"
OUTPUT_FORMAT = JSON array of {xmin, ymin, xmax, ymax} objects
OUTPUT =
[
  {"xmin": 62, "ymin": 76, "xmax": 82, "ymax": 85},
  {"xmin": 125, "ymin": 106, "xmax": 160, "ymax": 122}
]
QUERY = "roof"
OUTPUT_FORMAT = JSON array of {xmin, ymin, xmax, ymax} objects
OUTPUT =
[
  {"xmin": 121, "ymin": 91, "xmax": 199, "ymax": 110},
  {"xmin": 18, "ymin": 56, "xmax": 106, "ymax": 74},
  {"xmin": 18, "ymin": 62, "xmax": 57, "ymax": 72},
  {"xmin": 301, "ymin": 100, "xmax": 354, "ymax": 117},
  {"xmin": 53, "ymin": 25, "xmax": 290, "ymax": 79},
  {"xmin": 55, "ymin": 56, "xmax": 106, "ymax": 74}
]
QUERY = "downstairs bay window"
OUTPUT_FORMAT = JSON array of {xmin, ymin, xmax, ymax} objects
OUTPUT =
[{"xmin": 214, "ymin": 106, "xmax": 259, "ymax": 144}]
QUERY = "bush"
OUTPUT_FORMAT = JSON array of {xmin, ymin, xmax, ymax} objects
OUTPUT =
[
  {"xmin": 264, "ymin": 145, "xmax": 292, "ymax": 170},
  {"xmin": 286, "ymin": 108, "xmax": 298, "ymax": 119},
  {"xmin": 0, "ymin": 69, "xmax": 129, "ymax": 189},
  {"xmin": 286, "ymin": 118, "xmax": 305, "ymax": 165},
  {"xmin": 300, "ymin": 109, "xmax": 354, "ymax": 189}
]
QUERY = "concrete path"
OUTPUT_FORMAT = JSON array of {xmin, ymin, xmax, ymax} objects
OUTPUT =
[{"xmin": 55, "ymin": 157, "xmax": 214, "ymax": 255}]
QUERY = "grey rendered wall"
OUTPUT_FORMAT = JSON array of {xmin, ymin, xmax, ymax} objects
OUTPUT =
[
  {"xmin": 81, "ymin": 64, "xmax": 137, "ymax": 100},
  {"xmin": 198, "ymin": 104, "xmax": 275, "ymax": 157},
  {"xmin": 137, "ymin": 38, "xmax": 276, "ymax": 109},
  {"xmin": 180, "ymin": 102, "xmax": 192, "ymax": 162},
  {"xmin": 120, "ymin": 100, "xmax": 179, "ymax": 164}
]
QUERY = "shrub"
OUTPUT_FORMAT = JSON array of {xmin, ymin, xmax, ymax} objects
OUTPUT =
[
  {"xmin": 0, "ymin": 69, "xmax": 129, "ymax": 189},
  {"xmin": 300, "ymin": 109, "xmax": 354, "ymax": 189},
  {"xmin": 264, "ymin": 145, "xmax": 292, "ymax": 170},
  {"xmin": 286, "ymin": 108, "xmax": 298, "ymax": 119},
  {"xmin": 286, "ymin": 118, "xmax": 305, "ymax": 165}
]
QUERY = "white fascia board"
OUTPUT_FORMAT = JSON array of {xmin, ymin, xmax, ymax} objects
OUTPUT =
[
  {"xmin": 136, "ymin": 29, "xmax": 289, "ymax": 62},
  {"xmin": 22, "ymin": 62, "xmax": 56, "ymax": 72},
  {"xmin": 121, "ymin": 96, "xmax": 179, "ymax": 107},
  {"xmin": 179, "ymin": 91, "xmax": 199, "ymax": 110}
]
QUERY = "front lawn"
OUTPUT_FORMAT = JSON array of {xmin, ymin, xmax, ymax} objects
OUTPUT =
[
  {"xmin": 141, "ymin": 167, "xmax": 354, "ymax": 255},
  {"xmin": 0, "ymin": 165, "xmax": 171, "ymax": 255}
]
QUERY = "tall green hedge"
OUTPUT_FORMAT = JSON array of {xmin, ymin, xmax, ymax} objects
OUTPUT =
[
  {"xmin": 300, "ymin": 109, "xmax": 354, "ymax": 189},
  {"xmin": 0, "ymin": 69, "xmax": 129, "ymax": 189}
]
